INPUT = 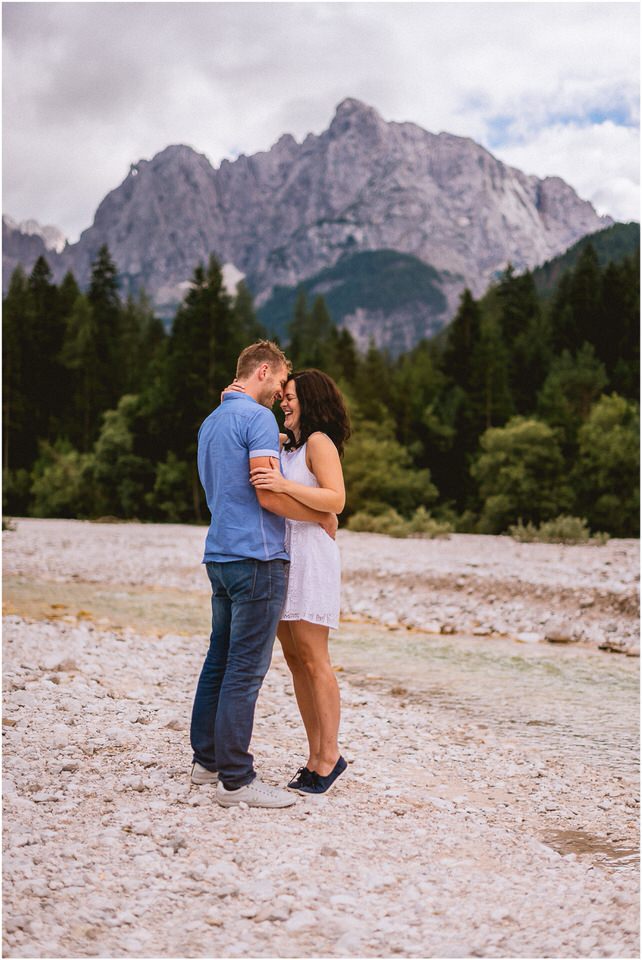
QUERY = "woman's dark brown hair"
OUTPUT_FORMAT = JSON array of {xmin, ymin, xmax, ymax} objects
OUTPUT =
[{"xmin": 284, "ymin": 369, "xmax": 351, "ymax": 457}]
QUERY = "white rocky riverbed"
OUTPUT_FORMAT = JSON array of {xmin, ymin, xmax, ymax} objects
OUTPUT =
[{"xmin": 2, "ymin": 519, "xmax": 640, "ymax": 958}]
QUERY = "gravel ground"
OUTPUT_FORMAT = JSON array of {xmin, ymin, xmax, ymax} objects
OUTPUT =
[
  {"xmin": 2, "ymin": 519, "xmax": 640, "ymax": 959},
  {"xmin": 4, "ymin": 519, "xmax": 639, "ymax": 654},
  {"xmin": 339, "ymin": 531, "xmax": 639, "ymax": 656}
]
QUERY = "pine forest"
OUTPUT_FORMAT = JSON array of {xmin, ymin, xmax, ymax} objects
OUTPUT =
[{"xmin": 3, "ymin": 236, "xmax": 639, "ymax": 538}]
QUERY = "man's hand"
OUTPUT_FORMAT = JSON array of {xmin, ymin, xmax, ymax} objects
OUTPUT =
[{"xmin": 320, "ymin": 513, "xmax": 339, "ymax": 540}]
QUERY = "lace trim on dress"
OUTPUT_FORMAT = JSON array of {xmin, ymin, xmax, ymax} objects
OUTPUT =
[{"xmin": 281, "ymin": 609, "xmax": 339, "ymax": 628}]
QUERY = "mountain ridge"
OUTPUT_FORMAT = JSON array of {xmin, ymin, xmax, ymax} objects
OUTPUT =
[{"xmin": 3, "ymin": 97, "xmax": 614, "ymax": 345}]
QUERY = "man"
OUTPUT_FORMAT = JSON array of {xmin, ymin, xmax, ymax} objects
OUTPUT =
[{"xmin": 190, "ymin": 340, "xmax": 338, "ymax": 809}]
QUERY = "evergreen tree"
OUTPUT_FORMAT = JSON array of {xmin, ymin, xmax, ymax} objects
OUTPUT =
[
  {"xmin": 160, "ymin": 255, "xmax": 251, "ymax": 519},
  {"xmin": 288, "ymin": 289, "xmax": 311, "ymax": 366},
  {"xmin": 88, "ymin": 244, "xmax": 123, "ymax": 406},
  {"xmin": 119, "ymin": 291, "xmax": 167, "ymax": 394},
  {"xmin": 334, "ymin": 328, "xmax": 359, "ymax": 382},
  {"xmin": 509, "ymin": 311, "xmax": 553, "ymax": 414},
  {"xmin": 27, "ymin": 256, "xmax": 69, "ymax": 439},
  {"xmin": 391, "ymin": 339, "xmax": 449, "ymax": 465},
  {"xmin": 58, "ymin": 271, "xmax": 81, "ymax": 318},
  {"xmin": 537, "ymin": 343, "xmax": 608, "ymax": 452},
  {"xmin": 287, "ymin": 291, "xmax": 337, "ymax": 371},
  {"xmin": 497, "ymin": 266, "xmax": 540, "ymax": 345},
  {"xmin": 548, "ymin": 272, "xmax": 577, "ymax": 355},
  {"xmin": 568, "ymin": 244, "xmax": 602, "ymax": 349},
  {"xmin": 308, "ymin": 296, "xmax": 334, "ymax": 362},
  {"xmin": 433, "ymin": 291, "xmax": 486, "ymax": 509},
  {"xmin": 233, "ymin": 281, "xmax": 266, "ymax": 343},
  {"xmin": 599, "ymin": 254, "xmax": 640, "ymax": 396},
  {"xmin": 549, "ymin": 245, "xmax": 602, "ymax": 356},
  {"xmin": 442, "ymin": 289, "xmax": 482, "ymax": 389},
  {"xmin": 468, "ymin": 316, "xmax": 514, "ymax": 432},
  {"xmin": 352, "ymin": 340, "xmax": 394, "ymax": 422},
  {"xmin": 2, "ymin": 267, "xmax": 32, "ymax": 475},
  {"xmin": 60, "ymin": 295, "xmax": 101, "ymax": 451},
  {"xmin": 495, "ymin": 266, "xmax": 551, "ymax": 412}
]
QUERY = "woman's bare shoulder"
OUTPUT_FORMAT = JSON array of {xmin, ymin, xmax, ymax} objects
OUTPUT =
[
  {"xmin": 306, "ymin": 431, "xmax": 335, "ymax": 452},
  {"xmin": 306, "ymin": 432, "xmax": 339, "ymax": 470}
]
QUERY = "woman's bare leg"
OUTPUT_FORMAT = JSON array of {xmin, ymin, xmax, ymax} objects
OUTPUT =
[
  {"xmin": 277, "ymin": 621, "xmax": 320, "ymax": 768},
  {"xmin": 288, "ymin": 620, "xmax": 341, "ymax": 776}
]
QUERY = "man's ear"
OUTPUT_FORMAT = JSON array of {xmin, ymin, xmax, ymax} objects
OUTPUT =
[{"xmin": 257, "ymin": 363, "xmax": 270, "ymax": 381}]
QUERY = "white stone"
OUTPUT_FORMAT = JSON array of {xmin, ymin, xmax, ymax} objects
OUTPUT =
[{"xmin": 284, "ymin": 910, "xmax": 317, "ymax": 932}]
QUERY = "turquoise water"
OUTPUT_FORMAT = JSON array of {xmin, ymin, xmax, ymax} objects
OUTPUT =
[{"xmin": 332, "ymin": 624, "xmax": 640, "ymax": 778}]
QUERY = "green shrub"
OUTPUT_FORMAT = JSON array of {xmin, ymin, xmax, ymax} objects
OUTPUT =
[
  {"xmin": 92, "ymin": 395, "xmax": 154, "ymax": 518},
  {"xmin": 453, "ymin": 510, "xmax": 479, "ymax": 533},
  {"xmin": 406, "ymin": 506, "xmax": 453, "ymax": 538},
  {"xmin": 30, "ymin": 441, "xmax": 97, "ymax": 518},
  {"xmin": 538, "ymin": 515, "xmax": 590, "ymax": 543},
  {"xmin": 347, "ymin": 506, "xmax": 452, "ymax": 539},
  {"xmin": 2, "ymin": 468, "xmax": 32, "ymax": 515},
  {"xmin": 471, "ymin": 417, "xmax": 572, "ymax": 533},
  {"xmin": 572, "ymin": 394, "xmax": 639, "ymax": 537},
  {"xmin": 342, "ymin": 419, "xmax": 438, "ymax": 518},
  {"xmin": 509, "ymin": 515, "xmax": 609, "ymax": 545},
  {"xmin": 145, "ymin": 453, "xmax": 193, "ymax": 522}
]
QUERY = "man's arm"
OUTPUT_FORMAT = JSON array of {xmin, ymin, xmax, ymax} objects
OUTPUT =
[
  {"xmin": 250, "ymin": 433, "xmax": 345, "ymax": 513},
  {"xmin": 250, "ymin": 456, "xmax": 338, "ymax": 535}
]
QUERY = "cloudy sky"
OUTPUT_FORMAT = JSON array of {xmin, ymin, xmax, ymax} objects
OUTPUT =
[{"xmin": 3, "ymin": 1, "xmax": 639, "ymax": 242}]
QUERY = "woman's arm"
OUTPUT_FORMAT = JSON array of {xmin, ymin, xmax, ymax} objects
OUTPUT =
[
  {"xmin": 250, "ymin": 456, "xmax": 338, "ymax": 539},
  {"xmin": 250, "ymin": 433, "xmax": 345, "ymax": 513}
]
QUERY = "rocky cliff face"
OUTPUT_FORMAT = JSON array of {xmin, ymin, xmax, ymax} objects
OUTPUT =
[{"xmin": 3, "ymin": 98, "xmax": 611, "ymax": 342}]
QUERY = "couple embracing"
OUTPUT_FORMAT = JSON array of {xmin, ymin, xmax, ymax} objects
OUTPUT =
[{"xmin": 189, "ymin": 340, "xmax": 350, "ymax": 809}]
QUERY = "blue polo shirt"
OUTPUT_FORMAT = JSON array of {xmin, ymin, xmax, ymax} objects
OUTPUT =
[{"xmin": 197, "ymin": 393, "xmax": 289, "ymax": 563}]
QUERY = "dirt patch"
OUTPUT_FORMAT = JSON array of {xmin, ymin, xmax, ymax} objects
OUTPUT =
[
  {"xmin": 543, "ymin": 829, "xmax": 640, "ymax": 869},
  {"xmin": 3, "ymin": 575, "xmax": 210, "ymax": 637}
]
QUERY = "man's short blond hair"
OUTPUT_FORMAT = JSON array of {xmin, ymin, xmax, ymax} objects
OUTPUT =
[{"xmin": 236, "ymin": 340, "xmax": 291, "ymax": 380}]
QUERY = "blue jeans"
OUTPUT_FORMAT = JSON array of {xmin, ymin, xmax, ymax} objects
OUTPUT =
[{"xmin": 190, "ymin": 558, "xmax": 288, "ymax": 788}]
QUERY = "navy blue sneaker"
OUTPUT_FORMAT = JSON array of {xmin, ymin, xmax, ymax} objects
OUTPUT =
[
  {"xmin": 287, "ymin": 766, "xmax": 314, "ymax": 790},
  {"xmin": 298, "ymin": 756, "xmax": 347, "ymax": 795}
]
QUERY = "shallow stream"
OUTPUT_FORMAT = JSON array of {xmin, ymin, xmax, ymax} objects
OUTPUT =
[{"xmin": 332, "ymin": 623, "xmax": 640, "ymax": 780}]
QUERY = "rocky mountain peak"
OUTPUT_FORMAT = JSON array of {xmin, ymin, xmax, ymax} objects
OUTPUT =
[
  {"xmin": 272, "ymin": 133, "xmax": 298, "ymax": 154},
  {"xmin": 149, "ymin": 143, "xmax": 209, "ymax": 168},
  {"xmin": 4, "ymin": 97, "xmax": 614, "ymax": 343},
  {"xmin": 329, "ymin": 97, "xmax": 386, "ymax": 139}
]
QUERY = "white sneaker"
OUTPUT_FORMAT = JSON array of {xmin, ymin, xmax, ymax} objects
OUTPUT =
[
  {"xmin": 191, "ymin": 762, "xmax": 218, "ymax": 785},
  {"xmin": 216, "ymin": 777, "xmax": 297, "ymax": 808}
]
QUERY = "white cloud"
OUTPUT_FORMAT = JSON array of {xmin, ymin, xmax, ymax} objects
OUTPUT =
[
  {"xmin": 2, "ymin": 2, "xmax": 639, "ymax": 240},
  {"xmin": 494, "ymin": 121, "xmax": 640, "ymax": 221}
]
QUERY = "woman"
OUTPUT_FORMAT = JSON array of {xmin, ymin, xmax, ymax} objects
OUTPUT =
[{"xmin": 250, "ymin": 369, "xmax": 351, "ymax": 795}]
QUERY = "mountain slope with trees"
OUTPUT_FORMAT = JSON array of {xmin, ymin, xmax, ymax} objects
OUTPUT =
[
  {"xmin": 258, "ymin": 250, "xmax": 462, "ymax": 353},
  {"xmin": 532, "ymin": 221, "xmax": 639, "ymax": 298}
]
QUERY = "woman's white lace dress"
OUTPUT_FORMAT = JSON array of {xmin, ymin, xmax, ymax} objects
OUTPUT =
[{"xmin": 280, "ymin": 442, "xmax": 341, "ymax": 629}]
